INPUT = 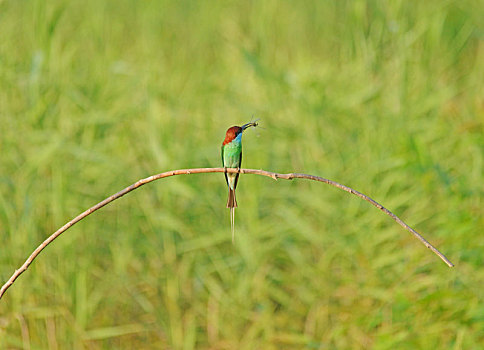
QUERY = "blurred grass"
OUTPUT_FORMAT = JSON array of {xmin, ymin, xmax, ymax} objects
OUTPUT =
[{"xmin": 0, "ymin": 0, "xmax": 483, "ymax": 348}]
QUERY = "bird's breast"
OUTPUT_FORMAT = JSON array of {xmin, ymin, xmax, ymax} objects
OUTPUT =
[{"xmin": 223, "ymin": 140, "xmax": 242, "ymax": 167}]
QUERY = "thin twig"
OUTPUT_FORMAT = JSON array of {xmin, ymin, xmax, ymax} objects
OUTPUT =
[{"xmin": 0, "ymin": 168, "xmax": 454, "ymax": 299}]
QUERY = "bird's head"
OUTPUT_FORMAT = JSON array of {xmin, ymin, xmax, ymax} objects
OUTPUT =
[
  {"xmin": 222, "ymin": 122, "xmax": 258, "ymax": 145},
  {"xmin": 223, "ymin": 126, "xmax": 242, "ymax": 145}
]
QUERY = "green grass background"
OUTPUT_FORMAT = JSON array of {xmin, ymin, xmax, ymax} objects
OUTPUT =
[{"xmin": 1, "ymin": 0, "xmax": 483, "ymax": 348}]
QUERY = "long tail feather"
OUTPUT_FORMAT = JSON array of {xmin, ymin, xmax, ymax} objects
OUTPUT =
[
  {"xmin": 230, "ymin": 207, "xmax": 235, "ymax": 244},
  {"xmin": 227, "ymin": 188, "xmax": 237, "ymax": 243}
]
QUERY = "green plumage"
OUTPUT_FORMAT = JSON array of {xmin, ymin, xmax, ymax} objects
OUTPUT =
[{"xmin": 222, "ymin": 139, "xmax": 242, "ymax": 191}]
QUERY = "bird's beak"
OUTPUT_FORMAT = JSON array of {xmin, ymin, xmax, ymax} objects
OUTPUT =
[{"xmin": 242, "ymin": 122, "xmax": 256, "ymax": 131}]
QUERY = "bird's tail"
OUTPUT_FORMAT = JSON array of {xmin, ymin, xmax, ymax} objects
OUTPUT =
[
  {"xmin": 230, "ymin": 207, "xmax": 235, "ymax": 244},
  {"xmin": 227, "ymin": 188, "xmax": 237, "ymax": 243},
  {"xmin": 226, "ymin": 188, "xmax": 238, "ymax": 208}
]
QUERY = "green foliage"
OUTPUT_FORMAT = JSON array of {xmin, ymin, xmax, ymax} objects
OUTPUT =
[{"xmin": 1, "ymin": 0, "xmax": 483, "ymax": 348}]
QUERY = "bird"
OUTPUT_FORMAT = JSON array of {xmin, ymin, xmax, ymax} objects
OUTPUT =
[{"xmin": 221, "ymin": 121, "xmax": 258, "ymax": 242}]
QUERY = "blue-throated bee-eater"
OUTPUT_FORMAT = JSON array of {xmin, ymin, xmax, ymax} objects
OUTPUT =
[{"xmin": 221, "ymin": 121, "xmax": 258, "ymax": 242}]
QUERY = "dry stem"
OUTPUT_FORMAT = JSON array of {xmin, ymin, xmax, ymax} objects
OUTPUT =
[{"xmin": 0, "ymin": 168, "xmax": 454, "ymax": 300}]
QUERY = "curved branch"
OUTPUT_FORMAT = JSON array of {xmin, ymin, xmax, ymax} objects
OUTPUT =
[{"xmin": 0, "ymin": 168, "xmax": 454, "ymax": 299}]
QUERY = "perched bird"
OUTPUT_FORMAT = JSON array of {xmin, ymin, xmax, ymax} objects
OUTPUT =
[{"xmin": 221, "ymin": 121, "xmax": 258, "ymax": 242}]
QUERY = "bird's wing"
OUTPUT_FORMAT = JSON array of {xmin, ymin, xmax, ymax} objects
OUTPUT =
[
  {"xmin": 222, "ymin": 145, "xmax": 229, "ymax": 187},
  {"xmin": 233, "ymin": 150, "xmax": 241, "ymax": 190}
]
